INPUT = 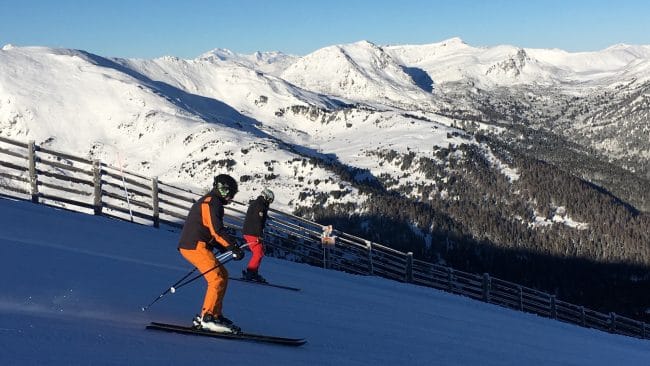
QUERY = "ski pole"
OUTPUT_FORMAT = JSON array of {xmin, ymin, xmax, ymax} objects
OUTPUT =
[
  {"xmin": 172, "ymin": 243, "xmax": 249, "ymax": 291},
  {"xmin": 172, "ymin": 254, "xmax": 233, "ymax": 291},
  {"xmin": 141, "ymin": 252, "xmax": 228, "ymax": 312},
  {"xmin": 141, "ymin": 266, "xmax": 197, "ymax": 312},
  {"xmin": 116, "ymin": 152, "xmax": 134, "ymax": 222},
  {"xmin": 141, "ymin": 246, "xmax": 246, "ymax": 311}
]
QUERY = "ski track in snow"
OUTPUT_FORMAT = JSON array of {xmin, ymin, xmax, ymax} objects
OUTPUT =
[{"xmin": 0, "ymin": 235, "xmax": 184, "ymax": 272}]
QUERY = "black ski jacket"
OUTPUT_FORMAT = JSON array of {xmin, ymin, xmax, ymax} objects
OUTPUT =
[
  {"xmin": 178, "ymin": 191, "xmax": 235, "ymax": 251},
  {"xmin": 242, "ymin": 196, "xmax": 269, "ymax": 237}
]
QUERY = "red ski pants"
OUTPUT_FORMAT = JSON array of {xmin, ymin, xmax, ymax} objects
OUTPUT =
[
  {"xmin": 179, "ymin": 241, "xmax": 229, "ymax": 317},
  {"xmin": 244, "ymin": 234, "xmax": 264, "ymax": 271}
]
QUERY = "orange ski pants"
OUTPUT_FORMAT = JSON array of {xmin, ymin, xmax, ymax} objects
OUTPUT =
[{"xmin": 179, "ymin": 241, "xmax": 229, "ymax": 317}]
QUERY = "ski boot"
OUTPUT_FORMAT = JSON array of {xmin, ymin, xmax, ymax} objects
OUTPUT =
[
  {"xmin": 192, "ymin": 313, "xmax": 241, "ymax": 334},
  {"xmin": 242, "ymin": 269, "xmax": 268, "ymax": 283}
]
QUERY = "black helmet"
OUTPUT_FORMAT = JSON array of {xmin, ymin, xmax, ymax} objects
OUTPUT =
[{"xmin": 213, "ymin": 174, "xmax": 238, "ymax": 200}]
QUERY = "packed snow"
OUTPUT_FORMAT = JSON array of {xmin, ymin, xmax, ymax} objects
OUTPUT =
[{"xmin": 0, "ymin": 198, "xmax": 647, "ymax": 365}]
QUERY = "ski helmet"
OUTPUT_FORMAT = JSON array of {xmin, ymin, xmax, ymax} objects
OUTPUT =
[
  {"xmin": 260, "ymin": 188, "xmax": 274, "ymax": 203},
  {"xmin": 213, "ymin": 174, "xmax": 238, "ymax": 200}
]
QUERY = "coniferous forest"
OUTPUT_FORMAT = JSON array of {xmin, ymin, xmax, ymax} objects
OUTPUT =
[{"xmin": 295, "ymin": 132, "xmax": 650, "ymax": 322}]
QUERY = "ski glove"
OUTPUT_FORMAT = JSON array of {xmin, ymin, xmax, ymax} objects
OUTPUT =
[{"xmin": 228, "ymin": 245, "xmax": 245, "ymax": 261}]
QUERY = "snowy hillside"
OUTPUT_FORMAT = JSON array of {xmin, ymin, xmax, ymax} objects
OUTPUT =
[
  {"xmin": 0, "ymin": 45, "xmax": 351, "ymax": 208},
  {"xmin": 1, "ymin": 198, "xmax": 649, "ymax": 366},
  {"xmin": 0, "ymin": 42, "xmax": 473, "ymax": 212},
  {"xmin": 280, "ymin": 40, "xmax": 437, "ymax": 109},
  {"xmin": 197, "ymin": 48, "xmax": 298, "ymax": 76},
  {"xmin": 2, "ymin": 38, "xmax": 649, "ymax": 210},
  {"xmin": 386, "ymin": 37, "xmax": 650, "ymax": 87}
]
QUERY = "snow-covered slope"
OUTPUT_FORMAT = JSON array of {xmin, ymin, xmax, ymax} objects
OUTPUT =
[
  {"xmin": 0, "ymin": 43, "xmax": 469, "ymax": 211},
  {"xmin": 386, "ymin": 37, "xmax": 650, "ymax": 87},
  {"xmin": 281, "ymin": 41, "xmax": 437, "ymax": 109},
  {"xmin": 0, "ymin": 45, "xmax": 361, "ymax": 207},
  {"xmin": 197, "ymin": 48, "xmax": 298, "ymax": 76},
  {"xmin": 1, "ymin": 198, "xmax": 649, "ymax": 366},
  {"xmin": 1, "ymin": 37, "xmax": 649, "ymax": 213}
]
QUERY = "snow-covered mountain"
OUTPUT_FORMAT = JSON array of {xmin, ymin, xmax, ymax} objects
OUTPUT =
[
  {"xmin": 2, "ymin": 37, "xmax": 649, "ymax": 211},
  {"xmin": 2, "ymin": 38, "xmax": 648, "ymax": 208},
  {"xmin": 197, "ymin": 48, "xmax": 297, "ymax": 76},
  {"xmin": 386, "ymin": 37, "xmax": 650, "ymax": 87},
  {"xmin": 0, "ymin": 41, "xmax": 473, "ymax": 211},
  {"xmin": 280, "ymin": 40, "xmax": 437, "ymax": 109}
]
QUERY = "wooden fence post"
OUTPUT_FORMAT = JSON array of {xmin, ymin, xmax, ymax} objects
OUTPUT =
[
  {"xmin": 405, "ymin": 252, "xmax": 413, "ymax": 283},
  {"xmin": 482, "ymin": 273, "xmax": 491, "ymax": 302},
  {"xmin": 580, "ymin": 306, "xmax": 586, "ymax": 326},
  {"xmin": 322, "ymin": 245, "xmax": 329, "ymax": 269},
  {"xmin": 518, "ymin": 286, "xmax": 524, "ymax": 310},
  {"xmin": 609, "ymin": 312, "xmax": 617, "ymax": 332},
  {"xmin": 27, "ymin": 140, "xmax": 38, "ymax": 203},
  {"xmin": 152, "ymin": 177, "xmax": 160, "ymax": 228},
  {"xmin": 92, "ymin": 160, "xmax": 102, "ymax": 215},
  {"xmin": 550, "ymin": 295, "xmax": 557, "ymax": 319},
  {"xmin": 447, "ymin": 267, "xmax": 454, "ymax": 292},
  {"xmin": 366, "ymin": 241, "xmax": 374, "ymax": 275}
]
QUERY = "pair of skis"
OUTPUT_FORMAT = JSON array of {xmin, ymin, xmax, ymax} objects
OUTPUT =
[
  {"xmin": 229, "ymin": 276, "xmax": 301, "ymax": 292},
  {"xmin": 146, "ymin": 322, "xmax": 306, "ymax": 346},
  {"xmin": 147, "ymin": 277, "xmax": 304, "ymax": 346}
]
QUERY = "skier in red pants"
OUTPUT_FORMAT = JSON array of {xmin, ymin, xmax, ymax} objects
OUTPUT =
[{"xmin": 241, "ymin": 188, "xmax": 274, "ymax": 282}]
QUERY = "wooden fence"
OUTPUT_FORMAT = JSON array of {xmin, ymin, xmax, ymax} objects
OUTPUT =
[{"xmin": 0, "ymin": 135, "xmax": 647, "ymax": 340}]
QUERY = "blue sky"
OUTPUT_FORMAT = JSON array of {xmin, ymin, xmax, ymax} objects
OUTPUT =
[{"xmin": 1, "ymin": 0, "xmax": 649, "ymax": 58}]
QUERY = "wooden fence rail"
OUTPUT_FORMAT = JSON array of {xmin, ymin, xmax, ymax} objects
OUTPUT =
[{"xmin": 0, "ymin": 136, "xmax": 647, "ymax": 340}]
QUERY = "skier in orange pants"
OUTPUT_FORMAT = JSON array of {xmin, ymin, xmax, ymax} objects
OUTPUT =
[{"xmin": 178, "ymin": 174, "xmax": 244, "ymax": 333}]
